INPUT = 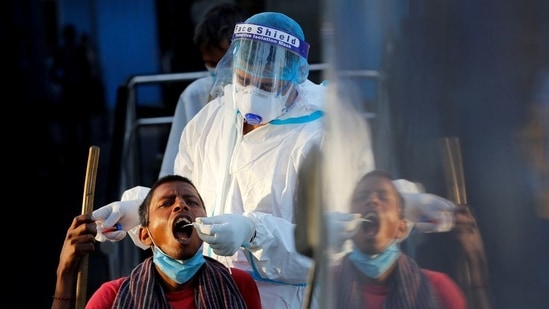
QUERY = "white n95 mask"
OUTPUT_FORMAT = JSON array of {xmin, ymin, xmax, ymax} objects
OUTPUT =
[{"xmin": 233, "ymin": 83, "xmax": 292, "ymax": 125}]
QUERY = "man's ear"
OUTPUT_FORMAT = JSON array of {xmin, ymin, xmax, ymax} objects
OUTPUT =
[
  {"xmin": 139, "ymin": 226, "xmax": 153, "ymax": 247},
  {"xmin": 396, "ymin": 219, "xmax": 410, "ymax": 241}
]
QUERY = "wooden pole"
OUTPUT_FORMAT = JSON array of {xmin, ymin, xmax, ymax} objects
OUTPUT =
[
  {"xmin": 440, "ymin": 137, "xmax": 467, "ymax": 205},
  {"xmin": 75, "ymin": 146, "xmax": 100, "ymax": 309},
  {"xmin": 439, "ymin": 137, "xmax": 474, "ymax": 303}
]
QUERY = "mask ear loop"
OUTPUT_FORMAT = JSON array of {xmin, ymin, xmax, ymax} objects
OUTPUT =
[
  {"xmin": 391, "ymin": 194, "xmax": 412, "ymax": 244},
  {"xmin": 145, "ymin": 227, "xmax": 158, "ymax": 250},
  {"xmin": 390, "ymin": 220, "xmax": 403, "ymax": 246}
]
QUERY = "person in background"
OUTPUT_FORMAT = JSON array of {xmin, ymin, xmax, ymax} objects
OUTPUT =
[
  {"xmin": 331, "ymin": 170, "xmax": 467, "ymax": 308},
  {"xmin": 515, "ymin": 68, "xmax": 549, "ymax": 307},
  {"xmin": 49, "ymin": 24, "xmax": 106, "ymax": 162},
  {"xmin": 52, "ymin": 175, "xmax": 261, "ymax": 309},
  {"xmin": 159, "ymin": 2, "xmax": 250, "ymax": 177}
]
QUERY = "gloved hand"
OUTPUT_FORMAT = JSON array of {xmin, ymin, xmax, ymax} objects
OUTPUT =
[
  {"xmin": 194, "ymin": 214, "xmax": 256, "ymax": 256},
  {"xmin": 393, "ymin": 179, "xmax": 455, "ymax": 233},
  {"xmin": 93, "ymin": 200, "xmax": 140, "ymax": 242},
  {"xmin": 325, "ymin": 211, "xmax": 362, "ymax": 251},
  {"xmin": 92, "ymin": 186, "xmax": 150, "ymax": 243},
  {"xmin": 401, "ymin": 192, "xmax": 455, "ymax": 233}
]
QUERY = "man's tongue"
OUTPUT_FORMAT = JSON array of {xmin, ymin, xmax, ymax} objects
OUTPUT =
[
  {"xmin": 363, "ymin": 223, "xmax": 378, "ymax": 236},
  {"xmin": 174, "ymin": 231, "xmax": 189, "ymax": 240}
]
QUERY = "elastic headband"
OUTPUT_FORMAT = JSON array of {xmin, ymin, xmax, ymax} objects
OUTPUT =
[{"xmin": 232, "ymin": 23, "xmax": 310, "ymax": 59}]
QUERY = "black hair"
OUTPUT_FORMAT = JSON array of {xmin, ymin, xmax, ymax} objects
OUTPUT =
[
  {"xmin": 358, "ymin": 170, "xmax": 406, "ymax": 218},
  {"xmin": 193, "ymin": 2, "xmax": 251, "ymax": 50},
  {"xmin": 138, "ymin": 175, "xmax": 205, "ymax": 227}
]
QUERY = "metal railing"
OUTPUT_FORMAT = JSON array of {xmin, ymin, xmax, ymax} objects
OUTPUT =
[{"xmin": 106, "ymin": 63, "xmax": 388, "ymax": 202}]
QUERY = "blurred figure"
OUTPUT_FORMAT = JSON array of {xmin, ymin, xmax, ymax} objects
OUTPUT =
[
  {"xmin": 49, "ymin": 24, "xmax": 106, "ymax": 162},
  {"xmin": 451, "ymin": 204, "xmax": 493, "ymax": 309},
  {"xmin": 518, "ymin": 70, "xmax": 549, "ymax": 221},
  {"xmin": 160, "ymin": 2, "xmax": 250, "ymax": 177},
  {"xmin": 331, "ymin": 170, "xmax": 467, "ymax": 308},
  {"xmin": 52, "ymin": 175, "xmax": 261, "ymax": 309},
  {"xmin": 393, "ymin": 180, "xmax": 493, "ymax": 309},
  {"xmin": 515, "ymin": 68, "xmax": 549, "ymax": 306},
  {"xmin": 393, "ymin": 171, "xmax": 493, "ymax": 308}
]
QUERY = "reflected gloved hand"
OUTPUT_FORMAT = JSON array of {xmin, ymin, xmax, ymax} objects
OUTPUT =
[
  {"xmin": 393, "ymin": 179, "xmax": 455, "ymax": 233},
  {"xmin": 92, "ymin": 186, "xmax": 150, "ymax": 243},
  {"xmin": 325, "ymin": 211, "xmax": 362, "ymax": 251},
  {"xmin": 401, "ymin": 192, "xmax": 455, "ymax": 233},
  {"xmin": 194, "ymin": 214, "xmax": 256, "ymax": 256}
]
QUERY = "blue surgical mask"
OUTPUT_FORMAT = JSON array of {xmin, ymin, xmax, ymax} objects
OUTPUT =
[
  {"xmin": 148, "ymin": 227, "xmax": 205, "ymax": 284},
  {"xmin": 348, "ymin": 242, "xmax": 400, "ymax": 279},
  {"xmin": 152, "ymin": 245, "xmax": 205, "ymax": 284}
]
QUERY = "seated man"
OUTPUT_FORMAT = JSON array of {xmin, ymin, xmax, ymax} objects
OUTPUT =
[
  {"xmin": 331, "ymin": 170, "xmax": 467, "ymax": 308},
  {"xmin": 52, "ymin": 175, "xmax": 261, "ymax": 309}
]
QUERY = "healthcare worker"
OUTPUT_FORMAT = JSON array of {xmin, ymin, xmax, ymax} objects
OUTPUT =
[{"xmin": 93, "ymin": 11, "xmax": 454, "ymax": 309}]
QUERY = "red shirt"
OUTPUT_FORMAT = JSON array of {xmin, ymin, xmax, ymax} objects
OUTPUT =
[
  {"xmin": 85, "ymin": 268, "xmax": 261, "ymax": 309},
  {"xmin": 362, "ymin": 269, "xmax": 467, "ymax": 309}
]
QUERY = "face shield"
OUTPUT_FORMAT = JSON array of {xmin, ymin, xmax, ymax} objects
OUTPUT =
[{"xmin": 211, "ymin": 22, "xmax": 310, "ymax": 107}]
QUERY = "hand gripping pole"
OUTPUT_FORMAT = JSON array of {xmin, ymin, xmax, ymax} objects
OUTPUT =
[{"xmin": 75, "ymin": 146, "xmax": 100, "ymax": 309}]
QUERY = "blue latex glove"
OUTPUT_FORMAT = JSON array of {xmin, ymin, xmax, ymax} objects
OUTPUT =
[{"xmin": 194, "ymin": 214, "xmax": 256, "ymax": 256}]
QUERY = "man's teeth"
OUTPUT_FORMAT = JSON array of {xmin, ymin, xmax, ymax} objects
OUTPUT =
[{"xmin": 175, "ymin": 217, "xmax": 191, "ymax": 225}]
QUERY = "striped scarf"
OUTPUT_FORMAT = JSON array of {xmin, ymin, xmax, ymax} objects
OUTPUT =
[
  {"xmin": 334, "ymin": 254, "xmax": 440, "ymax": 309},
  {"xmin": 112, "ymin": 256, "xmax": 247, "ymax": 309}
]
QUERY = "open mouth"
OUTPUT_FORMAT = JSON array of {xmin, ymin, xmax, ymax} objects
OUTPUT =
[
  {"xmin": 360, "ymin": 212, "xmax": 379, "ymax": 236},
  {"xmin": 173, "ymin": 215, "xmax": 194, "ymax": 240}
]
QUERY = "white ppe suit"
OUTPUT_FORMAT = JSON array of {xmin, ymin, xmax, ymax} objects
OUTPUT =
[{"xmin": 159, "ymin": 75, "xmax": 213, "ymax": 177}]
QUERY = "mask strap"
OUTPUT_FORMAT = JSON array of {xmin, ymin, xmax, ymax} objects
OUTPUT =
[{"xmin": 146, "ymin": 227, "xmax": 160, "ymax": 251}]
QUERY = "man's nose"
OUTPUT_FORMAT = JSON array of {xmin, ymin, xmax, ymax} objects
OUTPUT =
[
  {"xmin": 366, "ymin": 193, "xmax": 381, "ymax": 205},
  {"xmin": 173, "ymin": 198, "xmax": 190, "ymax": 211}
]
